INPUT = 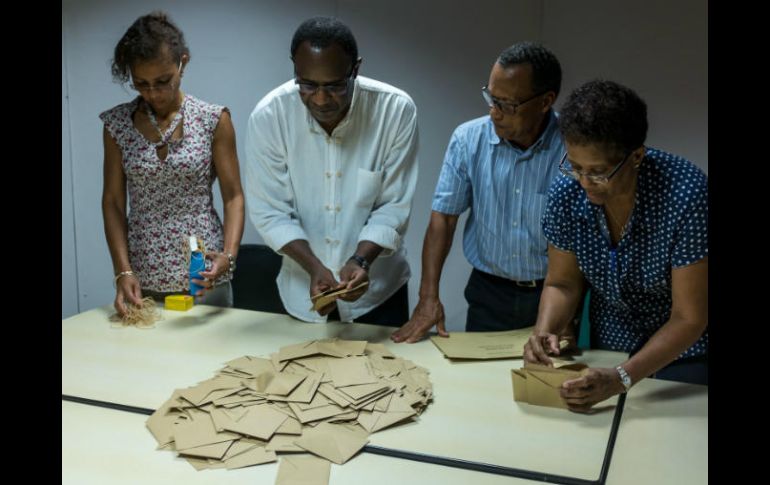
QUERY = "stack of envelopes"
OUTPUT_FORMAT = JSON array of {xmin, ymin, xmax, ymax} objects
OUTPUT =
[{"xmin": 146, "ymin": 338, "xmax": 433, "ymax": 479}]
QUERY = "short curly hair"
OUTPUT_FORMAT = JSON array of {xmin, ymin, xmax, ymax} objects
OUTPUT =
[
  {"xmin": 290, "ymin": 16, "xmax": 358, "ymax": 64},
  {"xmin": 558, "ymin": 79, "xmax": 648, "ymax": 157},
  {"xmin": 497, "ymin": 41, "xmax": 562, "ymax": 97},
  {"xmin": 111, "ymin": 11, "xmax": 190, "ymax": 84}
]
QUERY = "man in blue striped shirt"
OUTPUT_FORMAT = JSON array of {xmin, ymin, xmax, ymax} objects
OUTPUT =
[{"xmin": 392, "ymin": 42, "xmax": 565, "ymax": 343}]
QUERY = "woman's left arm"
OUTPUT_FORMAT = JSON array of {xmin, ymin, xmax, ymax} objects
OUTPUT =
[
  {"xmin": 561, "ymin": 257, "xmax": 708, "ymax": 412},
  {"xmin": 200, "ymin": 109, "xmax": 245, "ymax": 284},
  {"xmin": 619, "ymin": 256, "xmax": 708, "ymax": 383}
]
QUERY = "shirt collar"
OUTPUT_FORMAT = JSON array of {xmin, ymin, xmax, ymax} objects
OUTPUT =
[{"xmin": 485, "ymin": 110, "xmax": 559, "ymax": 154}]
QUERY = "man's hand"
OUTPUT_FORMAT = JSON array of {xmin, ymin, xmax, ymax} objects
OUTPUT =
[
  {"xmin": 310, "ymin": 265, "xmax": 340, "ymax": 316},
  {"xmin": 337, "ymin": 260, "xmax": 370, "ymax": 302},
  {"xmin": 391, "ymin": 296, "xmax": 448, "ymax": 343}
]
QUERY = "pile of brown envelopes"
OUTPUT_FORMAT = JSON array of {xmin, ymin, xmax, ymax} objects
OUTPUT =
[
  {"xmin": 310, "ymin": 282, "xmax": 369, "ymax": 311},
  {"xmin": 146, "ymin": 338, "xmax": 433, "ymax": 482},
  {"xmin": 430, "ymin": 327, "xmax": 570, "ymax": 360},
  {"xmin": 511, "ymin": 361, "xmax": 588, "ymax": 409}
]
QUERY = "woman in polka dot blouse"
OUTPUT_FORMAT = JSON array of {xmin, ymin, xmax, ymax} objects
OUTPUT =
[{"xmin": 523, "ymin": 80, "xmax": 707, "ymax": 412}]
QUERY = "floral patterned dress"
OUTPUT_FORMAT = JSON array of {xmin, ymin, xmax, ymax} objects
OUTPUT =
[{"xmin": 100, "ymin": 94, "xmax": 231, "ymax": 292}]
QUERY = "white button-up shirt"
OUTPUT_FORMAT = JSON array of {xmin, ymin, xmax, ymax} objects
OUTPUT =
[{"xmin": 244, "ymin": 76, "xmax": 419, "ymax": 322}]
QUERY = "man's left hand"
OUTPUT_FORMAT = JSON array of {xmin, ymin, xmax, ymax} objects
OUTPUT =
[{"xmin": 337, "ymin": 260, "xmax": 370, "ymax": 302}]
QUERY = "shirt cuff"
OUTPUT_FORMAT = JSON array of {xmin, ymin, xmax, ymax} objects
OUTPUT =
[
  {"xmin": 263, "ymin": 224, "xmax": 308, "ymax": 255},
  {"xmin": 431, "ymin": 199, "xmax": 465, "ymax": 215},
  {"xmin": 358, "ymin": 224, "xmax": 401, "ymax": 257}
]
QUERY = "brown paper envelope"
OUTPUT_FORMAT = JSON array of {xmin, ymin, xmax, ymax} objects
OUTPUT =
[
  {"xmin": 275, "ymin": 416, "xmax": 303, "ymax": 435},
  {"xmin": 264, "ymin": 373, "xmax": 307, "ymax": 396},
  {"xmin": 223, "ymin": 446, "xmax": 277, "ymax": 469},
  {"xmin": 364, "ymin": 343, "xmax": 396, "ymax": 359},
  {"xmin": 310, "ymin": 282, "xmax": 369, "ymax": 311},
  {"xmin": 265, "ymin": 433, "xmax": 305, "ymax": 453},
  {"xmin": 336, "ymin": 382, "xmax": 390, "ymax": 401},
  {"xmin": 177, "ymin": 440, "xmax": 233, "ymax": 459},
  {"xmin": 294, "ymin": 422, "xmax": 369, "ymax": 464},
  {"xmin": 268, "ymin": 371, "xmax": 323, "ymax": 403},
  {"xmin": 429, "ymin": 328, "xmax": 535, "ymax": 359},
  {"xmin": 221, "ymin": 438, "xmax": 265, "ymax": 461},
  {"xmin": 172, "ymin": 412, "xmax": 240, "ymax": 450},
  {"xmin": 275, "ymin": 455, "xmax": 331, "ymax": 485},
  {"xmin": 327, "ymin": 356, "xmax": 378, "ymax": 387},
  {"xmin": 288, "ymin": 401, "xmax": 348, "ymax": 424},
  {"xmin": 220, "ymin": 404, "xmax": 288, "ymax": 440}
]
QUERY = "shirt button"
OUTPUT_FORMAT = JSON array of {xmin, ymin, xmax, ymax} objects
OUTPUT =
[
  {"xmin": 336, "ymin": 171, "xmax": 342, "ymax": 177},
  {"xmin": 325, "ymin": 237, "xmax": 331, "ymax": 244},
  {"xmin": 325, "ymin": 205, "xmax": 331, "ymax": 211},
  {"xmin": 513, "ymin": 221, "xmax": 518, "ymax": 226},
  {"xmin": 325, "ymin": 172, "xmax": 332, "ymax": 178},
  {"xmin": 515, "ymin": 189, "xmax": 521, "ymax": 194},
  {"xmin": 335, "ymin": 206, "xmax": 341, "ymax": 212}
]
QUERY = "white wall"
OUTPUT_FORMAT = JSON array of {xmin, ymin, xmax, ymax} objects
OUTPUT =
[
  {"xmin": 62, "ymin": 14, "xmax": 79, "ymax": 318},
  {"xmin": 62, "ymin": 0, "xmax": 708, "ymax": 329},
  {"xmin": 543, "ymin": 0, "xmax": 708, "ymax": 170}
]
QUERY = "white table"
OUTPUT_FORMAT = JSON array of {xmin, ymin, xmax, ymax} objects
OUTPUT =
[{"xmin": 62, "ymin": 304, "xmax": 706, "ymax": 484}]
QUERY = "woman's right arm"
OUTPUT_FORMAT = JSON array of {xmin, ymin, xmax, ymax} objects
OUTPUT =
[
  {"xmin": 523, "ymin": 244, "xmax": 585, "ymax": 365},
  {"xmin": 101, "ymin": 126, "xmax": 142, "ymax": 315}
]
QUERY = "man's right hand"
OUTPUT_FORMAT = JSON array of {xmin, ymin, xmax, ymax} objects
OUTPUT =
[
  {"xmin": 114, "ymin": 275, "xmax": 143, "ymax": 317},
  {"xmin": 310, "ymin": 265, "xmax": 341, "ymax": 316},
  {"xmin": 391, "ymin": 296, "xmax": 449, "ymax": 343}
]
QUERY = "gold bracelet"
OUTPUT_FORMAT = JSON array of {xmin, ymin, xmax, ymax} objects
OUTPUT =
[{"xmin": 113, "ymin": 270, "xmax": 137, "ymax": 288}]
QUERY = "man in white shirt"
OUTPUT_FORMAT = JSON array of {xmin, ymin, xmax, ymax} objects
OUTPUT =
[{"xmin": 244, "ymin": 16, "xmax": 419, "ymax": 324}]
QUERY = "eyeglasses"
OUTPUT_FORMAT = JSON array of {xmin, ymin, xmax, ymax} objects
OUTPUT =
[
  {"xmin": 481, "ymin": 85, "xmax": 544, "ymax": 115},
  {"xmin": 558, "ymin": 150, "xmax": 635, "ymax": 185},
  {"xmin": 295, "ymin": 66, "xmax": 356, "ymax": 96},
  {"xmin": 130, "ymin": 61, "xmax": 182, "ymax": 93}
]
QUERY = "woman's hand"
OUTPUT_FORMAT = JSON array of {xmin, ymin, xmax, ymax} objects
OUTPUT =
[
  {"xmin": 194, "ymin": 252, "xmax": 230, "ymax": 296},
  {"xmin": 560, "ymin": 367, "xmax": 626, "ymax": 413},
  {"xmin": 115, "ymin": 274, "xmax": 143, "ymax": 316}
]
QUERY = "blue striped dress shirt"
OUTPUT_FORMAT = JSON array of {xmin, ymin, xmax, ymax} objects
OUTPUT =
[{"xmin": 432, "ymin": 112, "xmax": 564, "ymax": 281}]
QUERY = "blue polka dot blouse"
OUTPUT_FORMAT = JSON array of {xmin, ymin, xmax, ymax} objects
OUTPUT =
[{"xmin": 542, "ymin": 148, "xmax": 708, "ymax": 359}]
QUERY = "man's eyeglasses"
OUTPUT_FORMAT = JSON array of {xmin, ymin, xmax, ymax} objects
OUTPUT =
[
  {"xmin": 131, "ymin": 61, "xmax": 182, "ymax": 93},
  {"xmin": 295, "ymin": 66, "xmax": 356, "ymax": 96},
  {"xmin": 481, "ymin": 85, "xmax": 544, "ymax": 115},
  {"xmin": 558, "ymin": 150, "xmax": 635, "ymax": 185}
]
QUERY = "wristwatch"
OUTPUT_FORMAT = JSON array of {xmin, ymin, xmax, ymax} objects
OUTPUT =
[
  {"xmin": 616, "ymin": 365, "xmax": 632, "ymax": 393},
  {"xmin": 348, "ymin": 254, "xmax": 370, "ymax": 272}
]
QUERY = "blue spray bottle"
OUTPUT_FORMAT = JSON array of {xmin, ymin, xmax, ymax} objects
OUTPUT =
[{"xmin": 188, "ymin": 236, "xmax": 206, "ymax": 296}]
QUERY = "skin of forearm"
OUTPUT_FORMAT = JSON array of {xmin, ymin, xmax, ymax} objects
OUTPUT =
[
  {"xmin": 352, "ymin": 240, "xmax": 383, "ymax": 265},
  {"xmin": 102, "ymin": 200, "xmax": 132, "ymax": 274},
  {"xmin": 534, "ymin": 283, "xmax": 583, "ymax": 335},
  {"xmin": 418, "ymin": 212, "xmax": 458, "ymax": 299},
  {"xmin": 221, "ymin": 196, "xmax": 245, "ymax": 257},
  {"xmin": 622, "ymin": 316, "xmax": 707, "ymax": 383},
  {"xmin": 281, "ymin": 239, "xmax": 325, "ymax": 275}
]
